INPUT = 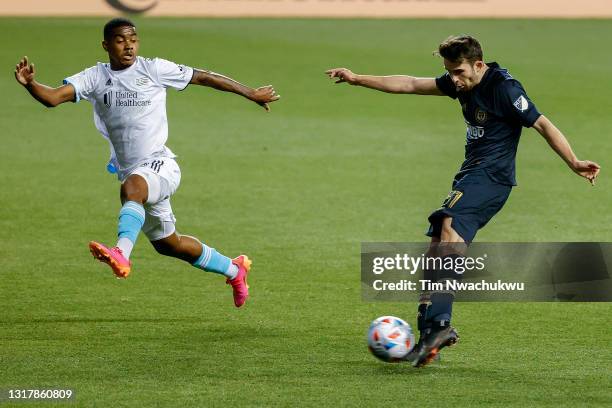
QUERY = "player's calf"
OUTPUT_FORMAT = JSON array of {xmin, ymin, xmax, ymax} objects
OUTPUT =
[
  {"xmin": 151, "ymin": 233, "xmax": 202, "ymax": 263},
  {"xmin": 152, "ymin": 233, "xmax": 252, "ymax": 307}
]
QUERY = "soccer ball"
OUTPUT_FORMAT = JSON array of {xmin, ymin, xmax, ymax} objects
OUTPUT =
[{"xmin": 367, "ymin": 316, "xmax": 415, "ymax": 362}]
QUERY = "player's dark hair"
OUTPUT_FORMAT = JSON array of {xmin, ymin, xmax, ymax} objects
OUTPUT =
[
  {"xmin": 103, "ymin": 18, "xmax": 136, "ymax": 40},
  {"xmin": 436, "ymin": 35, "xmax": 483, "ymax": 63}
]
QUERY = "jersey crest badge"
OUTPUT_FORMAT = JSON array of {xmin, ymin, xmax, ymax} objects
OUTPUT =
[
  {"xmin": 513, "ymin": 95, "xmax": 529, "ymax": 112},
  {"xmin": 135, "ymin": 77, "xmax": 150, "ymax": 87},
  {"xmin": 475, "ymin": 107, "xmax": 487, "ymax": 124}
]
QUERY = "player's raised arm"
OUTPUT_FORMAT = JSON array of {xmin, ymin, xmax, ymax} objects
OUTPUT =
[
  {"xmin": 189, "ymin": 69, "xmax": 280, "ymax": 112},
  {"xmin": 15, "ymin": 56, "xmax": 75, "ymax": 107},
  {"xmin": 532, "ymin": 115, "xmax": 601, "ymax": 185},
  {"xmin": 325, "ymin": 67, "xmax": 444, "ymax": 96}
]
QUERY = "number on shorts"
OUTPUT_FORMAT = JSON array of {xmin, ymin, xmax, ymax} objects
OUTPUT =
[{"xmin": 442, "ymin": 190, "xmax": 463, "ymax": 208}]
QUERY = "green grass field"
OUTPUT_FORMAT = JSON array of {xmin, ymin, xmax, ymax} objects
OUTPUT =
[{"xmin": 1, "ymin": 18, "xmax": 611, "ymax": 407}]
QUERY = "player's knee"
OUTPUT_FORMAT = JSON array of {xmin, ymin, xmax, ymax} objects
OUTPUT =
[
  {"xmin": 440, "ymin": 221, "xmax": 453, "ymax": 241},
  {"xmin": 440, "ymin": 217, "xmax": 462, "ymax": 243},
  {"xmin": 121, "ymin": 175, "xmax": 148, "ymax": 204}
]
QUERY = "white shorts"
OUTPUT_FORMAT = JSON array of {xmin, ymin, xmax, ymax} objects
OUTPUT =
[{"xmin": 128, "ymin": 158, "xmax": 181, "ymax": 241}]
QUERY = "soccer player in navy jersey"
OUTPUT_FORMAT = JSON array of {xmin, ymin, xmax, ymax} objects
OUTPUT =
[{"xmin": 327, "ymin": 35, "xmax": 600, "ymax": 366}]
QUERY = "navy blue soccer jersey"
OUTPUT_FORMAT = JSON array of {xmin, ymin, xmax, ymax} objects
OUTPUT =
[{"xmin": 435, "ymin": 62, "xmax": 541, "ymax": 185}]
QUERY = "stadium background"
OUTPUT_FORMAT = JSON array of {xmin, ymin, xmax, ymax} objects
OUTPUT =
[{"xmin": 1, "ymin": 0, "xmax": 610, "ymax": 406}]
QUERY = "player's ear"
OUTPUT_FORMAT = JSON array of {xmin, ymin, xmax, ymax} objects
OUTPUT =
[{"xmin": 102, "ymin": 40, "xmax": 108, "ymax": 52}]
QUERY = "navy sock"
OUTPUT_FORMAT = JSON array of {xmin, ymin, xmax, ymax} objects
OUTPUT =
[
  {"xmin": 417, "ymin": 302, "xmax": 431, "ymax": 336},
  {"xmin": 427, "ymin": 292, "xmax": 454, "ymax": 329},
  {"xmin": 426, "ymin": 253, "xmax": 464, "ymax": 329}
]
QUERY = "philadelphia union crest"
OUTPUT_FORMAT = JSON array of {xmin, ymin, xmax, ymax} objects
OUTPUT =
[{"xmin": 475, "ymin": 107, "xmax": 487, "ymax": 124}]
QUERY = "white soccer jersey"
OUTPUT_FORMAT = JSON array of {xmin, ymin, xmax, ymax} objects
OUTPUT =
[{"xmin": 64, "ymin": 56, "xmax": 194, "ymax": 180}]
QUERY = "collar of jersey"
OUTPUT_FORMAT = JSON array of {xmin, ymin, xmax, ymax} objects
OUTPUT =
[
  {"xmin": 106, "ymin": 56, "xmax": 140, "ymax": 75},
  {"xmin": 471, "ymin": 61, "xmax": 499, "ymax": 92}
]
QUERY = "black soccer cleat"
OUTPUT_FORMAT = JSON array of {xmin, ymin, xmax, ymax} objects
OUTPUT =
[
  {"xmin": 411, "ymin": 326, "xmax": 459, "ymax": 368},
  {"xmin": 404, "ymin": 336, "xmax": 444, "ymax": 363},
  {"xmin": 404, "ymin": 336, "xmax": 425, "ymax": 363}
]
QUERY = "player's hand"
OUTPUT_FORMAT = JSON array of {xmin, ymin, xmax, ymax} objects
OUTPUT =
[
  {"xmin": 326, "ymin": 68, "xmax": 358, "ymax": 85},
  {"xmin": 571, "ymin": 160, "xmax": 601, "ymax": 185},
  {"xmin": 250, "ymin": 85, "xmax": 280, "ymax": 112},
  {"xmin": 15, "ymin": 56, "xmax": 36, "ymax": 86}
]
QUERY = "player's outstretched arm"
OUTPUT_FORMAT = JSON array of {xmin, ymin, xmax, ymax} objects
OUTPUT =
[
  {"xmin": 189, "ymin": 69, "xmax": 280, "ymax": 111},
  {"xmin": 532, "ymin": 115, "xmax": 601, "ymax": 185},
  {"xmin": 14, "ymin": 56, "xmax": 75, "ymax": 107},
  {"xmin": 325, "ymin": 68, "xmax": 444, "ymax": 95}
]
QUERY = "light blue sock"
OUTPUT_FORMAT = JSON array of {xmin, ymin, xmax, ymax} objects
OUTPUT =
[
  {"xmin": 117, "ymin": 201, "xmax": 145, "ymax": 247},
  {"xmin": 192, "ymin": 242, "xmax": 238, "ymax": 279}
]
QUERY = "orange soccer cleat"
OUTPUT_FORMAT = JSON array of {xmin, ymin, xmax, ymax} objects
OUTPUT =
[{"xmin": 89, "ymin": 241, "xmax": 131, "ymax": 279}]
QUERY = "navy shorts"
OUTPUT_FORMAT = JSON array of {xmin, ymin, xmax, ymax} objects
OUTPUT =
[{"xmin": 426, "ymin": 169, "xmax": 512, "ymax": 243}]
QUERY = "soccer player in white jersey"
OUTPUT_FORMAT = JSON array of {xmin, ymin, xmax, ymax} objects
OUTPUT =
[{"xmin": 14, "ymin": 18, "xmax": 279, "ymax": 307}]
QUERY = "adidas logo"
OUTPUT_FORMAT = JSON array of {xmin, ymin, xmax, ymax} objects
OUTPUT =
[{"xmin": 106, "ymin": 78, "xmax": 112, "ymax": 86}]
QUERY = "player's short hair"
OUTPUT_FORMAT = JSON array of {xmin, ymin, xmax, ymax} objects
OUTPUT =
[
  {"xmin": 436, "ymin": 35, "xmax": 483, "ymax": 63},
  {"xmin": 103, "ymin": 18, "xmax": 136, "ymax": 40}
]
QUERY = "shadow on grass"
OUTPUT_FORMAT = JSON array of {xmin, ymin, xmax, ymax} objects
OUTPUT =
[{"xmin": 327, "ymin": 358, "xmax": 504, "ymax": 378}]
